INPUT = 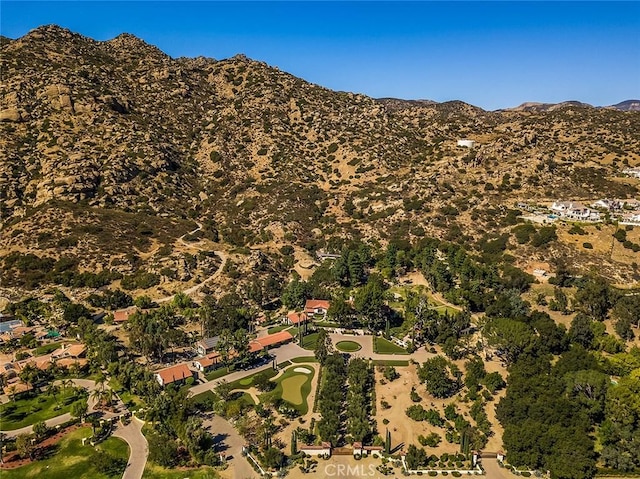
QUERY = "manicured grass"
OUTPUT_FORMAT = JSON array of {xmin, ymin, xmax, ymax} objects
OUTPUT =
[
  {"xmin": 278, "ymin": 360, "xmax": 292, "ymax": 368},
  {"xmin": 34, "ymin": 341, "xmax": 64, "ymax": 356},
  {"xmin": 205, "ymin": 366, "xmax": 234, "ymax": 382},
  {"xmin": 281, "ymin": 375, "xmax": 307, "ymax": 404},
  {"xmin": 265, "ymin": 366, "xmax": 315, "ymax": 414},
  {"xmin": 291, "ymin": 356, "xmax": 318, "ymax": 363},
  {"xmin": 335, "ymin": 340, "xmax": 362, "ymax": 352},
  {"xmin": 0, "ymin": 389, "xmax": 86, "ymax": 430},
  {"xmin": 267, "ymin": 324, "xmax": 290, "ymax": 334},
  {"xmin": 192, "ymin": 390, "xmax": 216, "ymax": 408},
  {"xmin": 228, "ymin": 368, "xmax": 278, "ymax": 390},
  {"xmin": 372, "ymin": 359, "xmax": 410, "ymax": 366},
  {"xmin": 300, "ymin": 332, "xmax": 319, "ymax": 350},
  {"xmin": 2, "ymin": 427, "xmax": 129, "ymax": 479},
  {"xmin": 313, "ymin": 320, "xmax": 340, "ymax": 328},
  {"xmin": 373, "ymin": 337, "xmax": 409, "ymax": 355},
  {"xmin": 142, "ymin": 463, "xmax": 219, "ymax": 479}
]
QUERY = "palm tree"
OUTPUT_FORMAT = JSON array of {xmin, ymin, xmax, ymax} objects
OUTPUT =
[
  {"xmin": 60, "ymin": 378, "xmax": 72, "ymax": 396},
  {"xmin": 8, "ymin": 385, "xmax": 17, "ymax": 402},
  {"xmin": 46, "ymin": 383, "xmax": 60, "ymax": 406}
]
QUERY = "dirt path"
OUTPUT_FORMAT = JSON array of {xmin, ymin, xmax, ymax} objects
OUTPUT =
[{"xmin": 156, "ymin": 222, "xmax": 228, "ymax": 304}]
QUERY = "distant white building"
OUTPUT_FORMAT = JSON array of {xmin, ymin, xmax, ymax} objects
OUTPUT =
[
  {"xmin": 622, "ymin": 167, "xmax": 640, "ymax": 178},
  {"xmin": 551, "ymin": 201, "xmax": 601, "ymax": 222},
  {"xmin": 457, "ymin": 139, "xmax": 476, "ymax": 148}
]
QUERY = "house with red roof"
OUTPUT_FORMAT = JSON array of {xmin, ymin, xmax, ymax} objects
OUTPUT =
[
  {"xmin": 193, "ymin": 352, "xmax": 222, "ymax": 372},
  {"xmin": 286, "ymin": 311, "xmax": 308, "ymax": 325},
  {"xmin": 154, "ymin": 363, "xmax": 193, "ymax": 387},
  {"xmin": 304, "ymin": 299, "xmax": 331, "ymax": 318},
  {"xmin": 248, "ymin": 330, "xmax": 294, "ymax": 353},
  {"xmin": 113, "ymin": 306, "xmax": 138, "ymax": 323}
]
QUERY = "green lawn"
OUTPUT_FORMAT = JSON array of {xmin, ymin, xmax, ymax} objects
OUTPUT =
[
  {"xmin": 227, "ymin": 368, "xmax": 278, "ymax": 390},
  {"xmin": 142, "ymin": 463, "xmax": 219, "ymax": 479},
  {"xmin": 34, "ymin": 341, "xmax": 64, "ymax": 356},
  {"xmin": 264, "ymin": 366, "xmax": 315, "ymax": 414},
  {"xmin": 278, "ymin": 360, "xmax": 292, "ymax": 368},
  {"xmin": 2, "ymin": 427, "xmax": 129, "ymax": 479},
  {"xmin": 205, "ymin": 366, "xmax": 234, "ymax": 382},
  {"xmin": 267, "ymin": 324, "xmax": 290, "ymax": 334},
  {"xmin": 373, "ymin": 337, "xmax": 409, "ymax": 355},
  {"xmin": 291, "ymin": 356, "xmax": 318, "ymax": 363},
  {"xmin": 335, "ymin": 340, "xmax": 362, "ymax": 352},
  {"xmin": 192, "ymin": 390, "xmax": 216, "ymax": 409},
  {"xmin": 0, "ymin": 389, "xmax": 86, "ymax": 430},
  {"xmin": 300, "ymin": 332, "xmax": 319, "ymax": 350}
]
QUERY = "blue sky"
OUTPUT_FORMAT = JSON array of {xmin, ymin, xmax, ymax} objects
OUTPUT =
[{"xmin": 2, "ymin": 1, "xmax": 639, "ymax": 110}]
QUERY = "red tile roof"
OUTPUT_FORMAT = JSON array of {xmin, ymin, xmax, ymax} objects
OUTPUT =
[
  {"xmin": 305, "ymin": 299, "xmax": 330, "ymax": 313},
  {"xmin": 287, "ymin": 312, "xmax": 308, "ymax": 324},
  {"xmin": 249, "ymin": 330, "xmax": 294, "ymax": 352},
  {"xmin": 195, "ymin": 352, "xmax": 221, "ymax": 368},
  {"xmin": 113, "ymin": 307, "xmax": 138, "ymax": 322},
  {"xmin": 155, "ymin": 363, "xmax": 193, "ymax": 385}
]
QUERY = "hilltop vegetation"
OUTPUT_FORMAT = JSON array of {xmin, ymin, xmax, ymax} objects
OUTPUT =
[{"xmin": 1, "ymin": 25, "xmax": 640, "ymax": 298}]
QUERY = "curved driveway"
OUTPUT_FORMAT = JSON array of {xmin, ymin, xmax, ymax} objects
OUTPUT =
[{"xmin": 113, "ymin": 416, "xmax": 148, "ymax": 479}]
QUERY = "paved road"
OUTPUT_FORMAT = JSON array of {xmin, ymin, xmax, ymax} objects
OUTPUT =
[
  {"xmin": 113, "ymin": 416, "xmax": 148, "ymax": 479},
  {"xmin": 202, "ymin": 414, "xmax": 256, "ymax": 479}
]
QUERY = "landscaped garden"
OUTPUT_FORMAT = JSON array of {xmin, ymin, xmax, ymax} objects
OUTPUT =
[
  {"xmin": 2, "ymin": 427, "xmax": 129, "ymax": 479},
  {"xmin": 0, "ymin": 388, "xmax": 87, "ymax": 430},
  {"xmin": 373, "ymin": 337, "xmax": 408, "ymax": 355},
  {"xmin": 335, "ymin": 340, "xmax": 362, "ymax": 352}
]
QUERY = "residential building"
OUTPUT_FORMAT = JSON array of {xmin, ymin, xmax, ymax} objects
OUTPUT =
[
  {"xmin": 155, "ymin": 363, "xmax": 193, "ymax": 387},
  {"xmin": 113, "ymin": 306, "xmax": 138, "ymax": 323},
  {"xmin": 248, "ymin": 330, "xmax": 294, "ymax": 353},
  {"xmin": 286, "ymin": 312, "xmax": 308, "ymax": 325},
  {"xmin": 195, "ymin": 336, "xmax": 220, "ymax": 357},
  {"xmin": 304, "ymin": 299, "xmax": 331, "ymax": 318}
]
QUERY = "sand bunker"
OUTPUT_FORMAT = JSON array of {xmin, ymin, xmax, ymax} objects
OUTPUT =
[{"xmin": 293, "ymin": 367, "xmax": 312, "ymax": 374}]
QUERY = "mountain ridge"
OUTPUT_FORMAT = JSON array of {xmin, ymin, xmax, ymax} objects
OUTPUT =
[{"xmin": 1, "ymin": 25, "xmax": 640, "ymax": 292}]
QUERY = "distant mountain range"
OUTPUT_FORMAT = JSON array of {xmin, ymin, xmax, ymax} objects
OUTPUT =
[{"xmin": 504, "ymin": 99, "xmax": 640, "ymax": 112}]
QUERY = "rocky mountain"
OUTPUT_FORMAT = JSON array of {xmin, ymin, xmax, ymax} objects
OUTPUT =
[
  {"xmin": 610, "ymin": 99, "xmax": 640, "ymax": 112},
  {"xmin": 1, "ymin": 25, "xmax": 640, "ymax": 293}
]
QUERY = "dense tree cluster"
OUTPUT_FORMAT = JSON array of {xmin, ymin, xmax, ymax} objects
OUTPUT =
[
  {"xmin": 346, "ymin": 358, "xmax": 374, "ymax": 443},
  {"xmin": 317, "ymin": 354, "xmax": 347, "ymax": 445}
]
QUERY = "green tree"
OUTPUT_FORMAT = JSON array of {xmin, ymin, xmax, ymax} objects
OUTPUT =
[
  {"xmin": 16, "ymin": 434, "xmax": 34, "ymax": 459},
  {"xmin": 71, "ymin": 398, "xmax": 89, "ymax": 421},
  {"xmin": 484, "ymin": 317, "xmax": 537, "ymax": 365},
  {"xmin": 32, "ymin": 421, "xmax": 48, "ymax": 441},
  {"xmin": 568, "ymin": 313, "xmax": 595, "ymax": 349},
  {"xmin": 314, "ymin": 328, "xmax": 333, "ymax": 364},
  {"xmin": 575, "ymin": 276, "xmax": 612, "ymax": 320}
]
